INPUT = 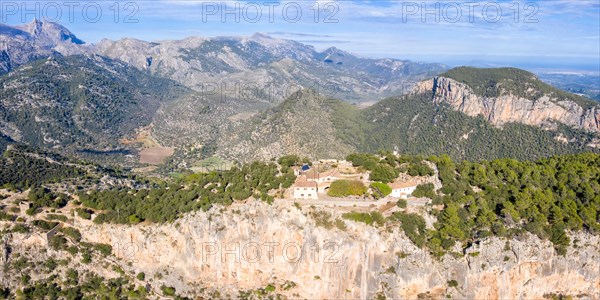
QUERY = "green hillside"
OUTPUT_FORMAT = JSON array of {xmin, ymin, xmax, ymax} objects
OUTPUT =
[
  {"xmin": 218, "ymin": 86, "xmax": 599, "ymax": 162},
  {"xmin": 0, "ymin": 55, "xmax": 189, "ymax": 159},
  {"xmin": 354, "ymin": 93, "xmax": 599, "ymax": 161}
]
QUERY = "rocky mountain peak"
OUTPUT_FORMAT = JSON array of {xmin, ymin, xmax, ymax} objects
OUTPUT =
[
  {"xmin": 247, "ymin": 32, "xmax": 298, "ymax": 49},
  {"xmin": 15, "ymin": 18, "xmax": 85, "ymax": 45},
  {"xmin": 250, "ymin": 32, "xmax": 271, "ymax": 40},
  {"xmin": 25, "ymin": 18, "xmax": 44, "ymax": 36},
  {"xmin": 323, "ymin": 46, "xmax": 352, "ymax": 56},
  {"xmin": 0, "ymin": 20, "xmax": 88, "ymax": 74}
]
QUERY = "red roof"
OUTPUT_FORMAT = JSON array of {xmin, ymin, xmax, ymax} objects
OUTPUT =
[
  {"xmin": 304, "ymin": 168, "xmax": 338, "ymax": 180},
  {"xmin": 293, "ymin": 180, "xmax": 318, "ymax": 188},
  {"xmin": 389, "ymin": 181, "xmax": 419, "ymax": 190}
]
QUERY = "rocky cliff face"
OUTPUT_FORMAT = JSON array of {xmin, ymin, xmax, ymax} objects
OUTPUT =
[
  {"xmin": 416, "ymin": 76, "xmax": 600, "ymax": 133},
  {"xmin": 76, "ymin": 200, "xmax": 600, "ymax": 299}
]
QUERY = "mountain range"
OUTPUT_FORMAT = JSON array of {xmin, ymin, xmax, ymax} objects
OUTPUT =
[{"xmin": 1, "ymin": 19, "xmax": 599, "ymax": 167}]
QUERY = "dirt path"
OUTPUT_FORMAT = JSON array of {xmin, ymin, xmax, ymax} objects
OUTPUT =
[{"xmin": 278, "ymin": 198, "xmax": 383, "ymax": 208}]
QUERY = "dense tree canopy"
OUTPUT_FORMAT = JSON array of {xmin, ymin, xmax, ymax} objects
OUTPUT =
[
  {"xmin": 427, "ymin": 153, "xmax": 600, "ymax": 255},
  {"xmin": 80, "ymin": 161, "xmax": 296, "ymax": 224}
]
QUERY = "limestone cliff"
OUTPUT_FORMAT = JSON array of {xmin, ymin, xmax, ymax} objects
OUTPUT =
[
  {"xmin": 415, "ymin": 75, "xmax": 600, "ymax": 133},
  {"xmin": 76, "ymin": 201, "xmax": 599, "ymax": 299}
]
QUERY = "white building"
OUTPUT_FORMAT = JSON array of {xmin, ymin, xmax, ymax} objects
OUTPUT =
[
  {"xmin": 389, "ymin": 181, "xmax": 419, "ymax": 199},
  {"xmin": 292, "ymin": 180, "xmax": 318, "ymax": 200}
]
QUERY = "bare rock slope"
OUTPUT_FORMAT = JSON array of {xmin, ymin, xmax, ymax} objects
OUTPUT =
[
  {"xmin": 77, "ymin": 200, "xmax": 600, "ymax": 299},
  {"xmin": 416, "ymin": 67, "xmax": 599, "ymax": 132}
]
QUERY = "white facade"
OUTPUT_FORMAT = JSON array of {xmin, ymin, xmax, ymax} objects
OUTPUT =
[
  {"xmin": 293, "ymin": 186, "xmax": 318, "ymax": 199},
  {"xmin": 391, "ymin": 185, "xmax": 417, "ymax": 198}
]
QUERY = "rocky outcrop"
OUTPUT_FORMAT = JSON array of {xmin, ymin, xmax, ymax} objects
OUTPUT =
[
  {"xmin": 416, "ymin": 77, "xmax": 600, "ymax": 133},
  {"xmin": 79, "ymin": 201, "xmax": 600, "ymax": 299},
  {"xmin": 0, "ymin": 19, "xmax": 88, "ymax": 74}
]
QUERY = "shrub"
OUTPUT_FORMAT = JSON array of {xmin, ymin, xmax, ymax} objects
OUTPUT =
[
  {"xmin": 75, "ymin": 208, "xmax": 92, "ymax": 220},
  {"xmin": 412, "ymin": 183, "xmax": 436, "ymax": 198},
  {"xmin": 161, "ymin": 286, "xmax": 176, "ymax": 296},
  {"xmin": 93, "ymin": 243, "xmax": 113, "ymax": 257},
  {"xmin": 20, "ymin": 274, "xmax": 31, "ymax": 285},
  {"xmin": 393, "ymin": 212, "xmax": 427, "ymax": 247},
  {"xmin": 0, "ymin": 211, "xmax": 16, "ymax": 221},
  {"xmin": 136, "ymin": 272, "xmax": 145, "ymax": 281},
  {"xmin": 46, "ymin": 214, "xmax": 68, "ymax": 222},
  {"xmin": 407, "ymin": 161, "xmax": 434, "ymax": 177},
  {"xmin": 66, "ymin": 246, "xmax": 78, "ymax": 255},
  {"xmin": 26, "ymin": 206, "xmax": 41, "ymax": 216},
  {"xmin": 11, "ymin": 223, "xmax": 30, "ymax": 234},
  {"xmin": 335, "ymin": 219, "xmax": 347, "ymax": 231},
  {"xmin": 82, "ymin": 251, "xmax": 92, "ymax": 264},
  {"xmin": 342, "ymin": 211, "xmax": 385, "ymax": 226},
  {"xmin": 328, "ymin": 180, "xmax": 367, "ymax": 197},
  {"xmin": 309, "ymin": 210, "xmax": 334, "ymax": 229},
  {"xmin": 60, "ymin": 227, "xmax": 82, "ymax": 242},
  {"xmin": 48, "ymin": 235, "xmax": 68, "ymax": 250},
  {"xmin": 370, "ymin": 182, "xmax": 392, "ymax": 199},
  {"xmin": 264, "ymin": 284, "xmax": 275, "ymax": 293},
  {"xmin": 447, "ymin": 280, "xmax": 459, "ymax": 288},
  {"xmin": 32, "ymin": 220, "xmax": 58, "ymax": 230},
  {"xmin": 396, "ymin": 199, "xmax": 407, "ymax": 208},
  {"xmin": 128, "ymin": 214, "xmax": 141, "ymax": 224}
]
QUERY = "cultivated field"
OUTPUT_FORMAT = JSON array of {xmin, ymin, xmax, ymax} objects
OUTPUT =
[{"xmin": 139, "ymin": 147, "xmax": 175, "ymax": 165}]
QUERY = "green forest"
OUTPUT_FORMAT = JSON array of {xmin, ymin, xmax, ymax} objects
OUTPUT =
[
  {"xmin": 352, "ymin": 94, "xmax": 600, "ymax": 162},
  {"xmin": 420, "ymin": 152, "xmax": 600, "ymax": 255},
  {"xmin": 79, "ymin": 161, "xmax": 296, "ymax": 224},
  {"xmin": 0, "ymin": 145, "xmax": 83, "ymax": 190},
  {"xmin": 1, "ymin": 144, "xmax": 599, "ymax": 257}
]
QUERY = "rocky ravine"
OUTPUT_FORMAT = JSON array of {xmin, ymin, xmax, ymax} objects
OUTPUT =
[
  {"xmin": 69, "ymin": 201, "xmax": 600, "ymax": 299},
  {"xmin": 416, "ymin": 76, "xmax": 600, "ymax": 133}
]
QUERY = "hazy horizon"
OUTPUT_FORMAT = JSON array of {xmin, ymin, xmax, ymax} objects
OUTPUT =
[{"xmin": 2, "ymin": 0, "xmax": 599, "ymax": 73}]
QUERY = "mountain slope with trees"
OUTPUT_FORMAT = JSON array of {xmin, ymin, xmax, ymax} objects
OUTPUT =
[
  {"xmin": 217, "ymin": 89, "xmax": 358, "ymax": 161},
  {"xmin": 221, "ymin": 67, "xmax": 600, "ymax": 162},
  {"xmin": 0, "ymin": 55, "xmax": 189, "ymax": 160}
]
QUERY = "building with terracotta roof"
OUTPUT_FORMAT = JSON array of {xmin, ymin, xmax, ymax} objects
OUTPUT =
[
  {"xmin": 389, "ymin": 181, "xmax": 419, "ymax": 198},
  {"xmin": 303, "ymin": 168, "xmax": 339, "ymax": 183},
  {"xmin": 292, "ymin": 179, "xmax": 318, "ymax": 199}
]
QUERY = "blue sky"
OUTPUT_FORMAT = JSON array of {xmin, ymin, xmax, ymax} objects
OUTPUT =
[{"xmin": 2, "ymin": 0, "xmax": 599, "ymax": 72}]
